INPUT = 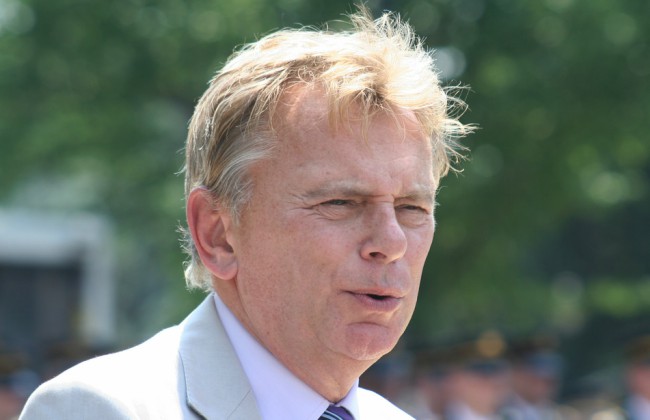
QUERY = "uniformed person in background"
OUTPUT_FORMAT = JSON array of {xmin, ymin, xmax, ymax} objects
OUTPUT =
[
  {"xmin": 624, "ymin": 335, "xmax": 650, "ymax": 419},
  {"xmin": 0, "ymin": 347, "xmax": 38, "ymax": 420},
  {"xmin": 443, "ymin": 331, "xmax": 511, "ymax": 420},
  {"xmin": 501, "ymin": 335, "xmax": 564, "ymax": 420},
  {"xmin": 412, "ymin": 345, "xmax": 456, "ymax": 420}
]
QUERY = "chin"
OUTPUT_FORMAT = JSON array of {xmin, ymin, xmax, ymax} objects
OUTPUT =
[{"xmin": 341, "ymin": 323, "xmax": 402, "ymax": 361}]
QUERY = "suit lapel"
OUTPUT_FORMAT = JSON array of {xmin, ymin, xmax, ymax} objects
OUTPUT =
[{"xmin": 179, "ymin": 295, "xmax": 261, "ymax": 419}]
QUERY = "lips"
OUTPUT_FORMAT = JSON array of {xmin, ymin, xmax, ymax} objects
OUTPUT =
[{"xmin": 348, "ymin": 290, "xmax": 403, "ymax": 312}]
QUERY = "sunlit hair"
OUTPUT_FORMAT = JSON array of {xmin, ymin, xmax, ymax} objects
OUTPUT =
[{"xmin": 182, "ymin": 7, "xmax": 474, "ymax": 290}]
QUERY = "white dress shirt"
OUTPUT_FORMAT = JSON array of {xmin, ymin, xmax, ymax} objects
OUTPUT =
[{"xmin": 213, "ymin": 293, "xmax": 359, "ymax": 420}]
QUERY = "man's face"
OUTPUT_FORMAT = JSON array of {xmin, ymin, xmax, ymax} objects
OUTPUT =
[
  {"xmin": 513, "ymin": 366, "xmax": 558, "ymax": 404},
  {"xmin": 453, "ymin": 369, "xmax": 511, "ymax": 415},
  {"xmin": 227, "ymin": 86, "xmax": 436, "ymax": 372}
]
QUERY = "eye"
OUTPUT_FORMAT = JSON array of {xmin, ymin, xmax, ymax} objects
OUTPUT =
[
  {"xmin": 323, "ymin": 199, "xmax": 354, "ymax": 206},
  {"xmin": 397, "ymin": 204, "xmax": 428, "ymax": 213},
  {"xmin": 396, "ymin": 204, "xmax": 433, "ymax": 227},
  {"xmin": 314, "ymin": 199, "xmax": 361, "ymax": 220}
]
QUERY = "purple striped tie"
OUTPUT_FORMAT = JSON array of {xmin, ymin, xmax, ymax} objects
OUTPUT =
[{"xmin": 319, "ymin": 404, "xmax": 354, "ymax": 420}]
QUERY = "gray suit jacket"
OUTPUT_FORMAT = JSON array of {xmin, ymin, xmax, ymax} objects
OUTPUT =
[
  {"xmin": 20, "ymin": 295, "xmax": 414, "ymax": 419},
  {"xmin": 20, "ymin": 296, "xmax": 261, "ymax": 419}
]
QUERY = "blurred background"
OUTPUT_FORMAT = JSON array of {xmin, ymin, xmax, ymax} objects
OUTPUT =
[{"xmin": 0, "ymin": 0, "xmax": 648, "ymax": 418}]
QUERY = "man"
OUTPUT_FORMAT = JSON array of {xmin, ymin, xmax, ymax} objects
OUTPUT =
[
  {"xmin": 412, "ymin": 345, "xmax": 456, "ymax": 419},
  {"xmin": 444, "ymin": 331, "xmax": 511, "ymax": 420},
  {"xmin": 0, "ymin": 347, "xmax": 32, "ymax": 420},
  {"xmin": 502, "ymin": 335, "xmax": 564, "ymax": 420},
  {"xmin": 20, "ymin": 7, "xmax": 472, "ymax": 419},
  {"xmin": 624, "ymin": 335, "xmax": 650, "ymax": 419}
]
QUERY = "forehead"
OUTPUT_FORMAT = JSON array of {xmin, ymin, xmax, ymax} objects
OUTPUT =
[
  {"xmin": 272, "ymin": 84, "xmax": 429, "ymax": 154},
  {"xmin": 261, "ymin": 84, "xmax": 436, "ymax": 197}
]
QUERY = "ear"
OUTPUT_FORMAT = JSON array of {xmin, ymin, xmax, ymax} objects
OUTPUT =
[{"xmin": 186, "ymin": 188, "xmax": 238, "ymax": 281}]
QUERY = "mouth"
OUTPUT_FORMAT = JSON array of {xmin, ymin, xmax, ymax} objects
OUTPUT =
[
  {"xmin": 348, "ymin": 290, "xmax": 403, "ymax": 312},
  {"xmin": 366, "ymin": 293, "xmax": 390, "ymax": 301}
]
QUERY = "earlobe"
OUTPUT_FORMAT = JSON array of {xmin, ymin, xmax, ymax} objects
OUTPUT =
[{"xmin": 186, "ymin": 188, "xmax": 238, "ymax": 281}]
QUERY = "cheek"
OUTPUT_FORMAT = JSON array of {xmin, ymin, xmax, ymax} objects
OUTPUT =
[
  {"xmin": 408, "ymin": 230, "xmax": 434, "ymax": 268},
  {"xmin": 238, "ymin": 230, "xmax": 333, "ymax": 307},
  {"xmin": 289, "ymin": 220, "xmax": 359, "ymax": 267},
  {"xmin": 233, "ymin": 239, "xmax": 292, "ymax": 313}
]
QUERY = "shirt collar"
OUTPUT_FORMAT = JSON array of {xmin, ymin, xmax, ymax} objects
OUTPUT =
[{"xmin": 213, "ymin": 293, "xmax": 359, "ymax": 420}]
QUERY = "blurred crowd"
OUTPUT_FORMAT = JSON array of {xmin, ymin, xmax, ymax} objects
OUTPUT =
[
  {"xmin": 0, "ymin": 348, "xmax": 36, "ymax": 420},
  {"xmin": 363, "ymin": 333, "xmax": 650, "ymax": 420},
  {"xmin": 4, "ymin": 333, "xmax": 650, "ymax": 419},
  {"xmin": 0, "ymin": 340, "xmax": 99, "ymax": 420}
]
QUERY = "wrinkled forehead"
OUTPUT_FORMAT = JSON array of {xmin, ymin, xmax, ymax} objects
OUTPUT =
[{"xmin": 270, "ymin": 83, "xmax": 427, "ymax": 145}]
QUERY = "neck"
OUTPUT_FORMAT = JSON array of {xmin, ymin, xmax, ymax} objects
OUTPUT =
[{"xmin": 213, "ymin": 280, "xmax": 372, "ymax": 402}]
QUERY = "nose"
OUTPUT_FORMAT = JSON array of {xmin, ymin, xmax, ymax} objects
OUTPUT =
[{"xmin": 359, "ymin": 204, "xmax": 408, "ymax": 264}]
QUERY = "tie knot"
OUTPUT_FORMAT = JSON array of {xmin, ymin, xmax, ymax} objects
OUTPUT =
[{"xmin": 320, "ymin": 404, "xmax": 354, "ymax": 420}]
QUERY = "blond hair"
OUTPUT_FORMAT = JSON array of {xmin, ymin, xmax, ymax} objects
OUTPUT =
[{"xmin": 183, "ymin": 8, "xmax": 473, "ymax": 290}]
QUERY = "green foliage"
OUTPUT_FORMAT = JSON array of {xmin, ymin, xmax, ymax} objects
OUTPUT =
[
  {"xmin": 0, "ymin": 0, "xmax": 351, "ymax": 341},
  {"xmin": 1, "ymin": 0, "xmax": 648, "ymax": 388},
  {"xmin": 406, "ymin": 0, "xmax": 650, "ymax": 342}
]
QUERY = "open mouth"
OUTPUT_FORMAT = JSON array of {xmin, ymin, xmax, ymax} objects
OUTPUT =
[{"xmin": 351, "ymin": 292, "xmax": 401, "ymax": 311}]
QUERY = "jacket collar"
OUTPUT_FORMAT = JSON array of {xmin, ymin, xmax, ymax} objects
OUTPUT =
[{"xmin": 179, "ymin": 294, "xmax": 261, "ymax": 419}]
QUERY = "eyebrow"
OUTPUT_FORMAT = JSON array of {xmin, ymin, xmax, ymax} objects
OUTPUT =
[{"xmin": 300, "ymin": 181, "xmax": 436, "ymax": 205}]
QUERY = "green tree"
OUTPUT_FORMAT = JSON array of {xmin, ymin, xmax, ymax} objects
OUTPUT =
[{"xmin": 2, "ymin": 0, "xmax": 648, "ymax": 394}]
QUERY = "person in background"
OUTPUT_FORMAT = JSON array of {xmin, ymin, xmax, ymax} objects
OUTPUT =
[
  {"xmin": 624, "ymin": 335, "xmax": 650, "ymax": 419},
  {"xmin": 502, "ymin": 335, "xmax": 563, "ymax": 420},
  {"xmin": 0, "ymin": 347, "xmax": 38, "ymax": 420},
  {"xmin": 19, "ymin": 6, "xmax": 473, "ymax": 420},
  {"xmin": 412, "ymin": 345, "xmax": 456, "ymax": 420},
  {"xmin": 444, "ymin": 331, "xmax": 511, "ymax": 420}
]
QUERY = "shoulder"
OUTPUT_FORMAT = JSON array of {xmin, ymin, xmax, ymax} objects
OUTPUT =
[
  {"xmin": 21, "ymin": 326, "xmax": 185, "ymax": 419},
  {"xmin": 53, "ymin": 325, "xmax": 182, "ymax": 389},
  {"xmin": 357, "ymin": 388, "xmax": 415, "ymax": 420},
  {"xmin": 19, "ymin": 377, "xmax": 138, "ymax": 420}
]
